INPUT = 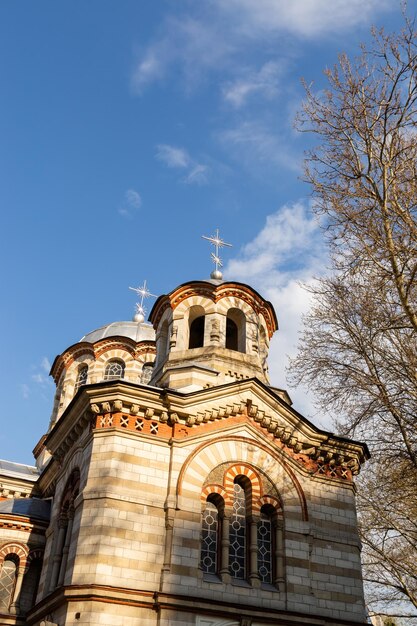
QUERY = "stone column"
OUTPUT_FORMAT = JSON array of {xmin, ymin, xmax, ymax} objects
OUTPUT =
[
  {"xmin": 249, "ymin": 516, "xmax": 260, "ymax": 587},
  {"xmin": 220, "ymin": 513, "xmax": 231, "ymax": 583},
  {"xmin": 9, "ymin": 566, "xmax": 25, "ymax": 615},
  {"xmin": 274, "ymin": 520, "xmax": 285, "ymax": 591},
  {"xmin": 57, "ymin": 507, "xmax": 74, "ymax": 586},
  {"xmin": 49, "ymin": 516, "xmax": 67, "ymax": 591}
]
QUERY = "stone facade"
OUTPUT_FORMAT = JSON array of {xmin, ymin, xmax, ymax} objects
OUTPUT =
[{"xmin": 0, "ymin": 278, "xmax": 369, "ymax": 626}]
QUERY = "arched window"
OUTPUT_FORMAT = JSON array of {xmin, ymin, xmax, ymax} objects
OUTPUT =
[
  {"xmin": 226, "ymin": 309, "xmax": 246, "ymax": 353},
  {"xmin": 188, "ymin": 305, "xmax": 206, "ymax": 349},
  {"xmin": 0, "ymin": 555, "xmax": 18, "ymax": 612},
  {"xmin": 189, "ymin": 316, "xmax": 205, "ymax": 348},
  {"xmin": 226, "ymin": 318, "xmax": 238, "ymax": 351},
  {"xmin": 201, "ymin": 468, "xmax": 284, "ymax": 589},
  {"xmin": 74, "ymin": 364, "xmax": 88, "ymax": 392},
  {"xmin": 258, "ymin": 505, "xmax": 274, "ymax": 584},
  {"xmin": 140, "ymin": 362, "xmax": 154, "ymax": 385},
  {"xmin": 49, "ymin": 470, "xmax": 80, "ymax": 591},
  {"xmin": 229, "ymin": 479, "xmax": 249, "ymax": 580},
  {"xmin": 104, "ymin": 359, "xmax": 125, "ymax": 381},
  {"xmin": 20, "ymin": 555, "xmax": 42, "ymax": 613},
  {"xmin": 201, "ymin": 497, "xmax": 221, "ymax": 575}
]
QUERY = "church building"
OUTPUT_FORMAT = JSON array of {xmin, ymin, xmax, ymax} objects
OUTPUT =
[{"xmin": 0, "ymin": 255, "xmax": 370, "ymax": 625}]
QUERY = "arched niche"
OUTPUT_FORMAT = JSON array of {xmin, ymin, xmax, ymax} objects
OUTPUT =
[
  {"xmin": 226, "ymin": 308, "xmax": 246, "ymax": 352},
  {"xmin": 177, "ymin": 435, "xmax": 308, "ymax": 521},
  {"xmin": 188, "ymin": 305, "xmax": 206, "ymax": 349}
]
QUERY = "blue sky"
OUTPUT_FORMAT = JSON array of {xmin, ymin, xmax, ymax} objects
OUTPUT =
[{"xmin": 1, "ymin": 1, "xmax": 404, "ymax": 465}]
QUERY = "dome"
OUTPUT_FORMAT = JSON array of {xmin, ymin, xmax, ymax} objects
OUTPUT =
[
  {"xmin": 80, "ymin": 321, "xmax": 155, "ymax": 344},
  {"xmin": 0, "ymin": 498, "xmax": 51, "ymax": 521}
]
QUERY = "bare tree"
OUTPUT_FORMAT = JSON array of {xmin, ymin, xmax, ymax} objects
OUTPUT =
[
  {"xmin": 358, "ymin": 460, "xmax": 417, "ymax": 617},
  {"xmin": 289, "ymin": 18, "xmax": 417, "ymax": 618}
]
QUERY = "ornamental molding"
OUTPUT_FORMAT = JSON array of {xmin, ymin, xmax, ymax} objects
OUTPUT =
[
  {"xmin": 85, "ymin": 396, "xmax": 360, "ymax": 480},
  {"xmin": 150, "ymin": 281, "xmax": 277, "ymax": 339},
  {"xmin": 51, "ymin": 337, "xmax": 156, "ymax": 382},
  {"xmin": 43, "ymin": 380, "xmax": 367, "ymax": 482}
]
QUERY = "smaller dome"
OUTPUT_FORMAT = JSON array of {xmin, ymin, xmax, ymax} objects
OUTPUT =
[
  {"xmin": 0, "ymin": 498, "xmax": 51, "ymax": 521},
  {"xmin": 80, "ymin": 321, "xmax": 155, "ymax": 344}
]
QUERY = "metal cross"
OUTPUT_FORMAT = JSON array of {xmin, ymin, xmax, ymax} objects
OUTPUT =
[
  {"xmin": 129, "ymin": 280, "xmax": 157, "ymax": 320},
  {"xmin": 202, "ymin": 228, "xmax": 232, "ymax": 279}
]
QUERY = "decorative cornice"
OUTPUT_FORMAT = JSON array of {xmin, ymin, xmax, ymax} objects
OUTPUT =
[
  {"xmin": 41, "ymin": 379, "xmax": 368, "ymax": 482},
  {"xmin": 149, "ymin": 280, "xmax": 278, "ymax": 338},
  {"xmin": 0, "ymin": 515, "xmax": 48, "ymax": 533},
  {"xmin": 51, "ymin": 337, "xmax": 156, "ymax": 382}
]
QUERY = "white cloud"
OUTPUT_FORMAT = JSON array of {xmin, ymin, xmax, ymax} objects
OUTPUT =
[
  {"xmin": 131, "ymin": 41, "xmax": 171, "ymax": 94},
  {"xmin": 219, "ymin": 120, "xmax": 301, "ymax": 174},
  {"xmin": 32, "ymin": 373, "xmax": 48, "ymax": 385},
  {"xmin": 184, "ymin": 164, "xmax": 209, "ymax": 185},
  {"xmin": 131, "ymin": 16, "xmax": 235, "ymax": 95},
  {"xmin": 227, "ymin": 202, "xmax": 324, "ymax": 282},
  {"xmin": 41, "ymin": 356, "xmax": 51, "ymax": 373},
  {"xmin": 30, "ymin": 357, "xmax": 52, "ymax": 386},
  {"xmin": 20, "ymin": 384, "xmax": 30, "ymax": 399},
  {"xmin": 155, "ymin": 144, "xmax": 209, "ymax": 185},
  {"xmin": 130, "ymin": 2, "xmax": 393, "ymax": 95},
  {"xmin": 225, "ymin": 202, "xmax": 332, "ymax": 428},
  {"xmin": 222, "ymin": 61, "xmax": 284, "ymax": 108},
  {"xmin": 156, "ymin": 144, "xmax": 190, "ymax": 169},
  {"xmin": 118, "ymin": 189, "xmax": 142, "ymax": 218},
  {"xmin": 215, "ymin": 0, "xmax": 392, "ymax": 38}
]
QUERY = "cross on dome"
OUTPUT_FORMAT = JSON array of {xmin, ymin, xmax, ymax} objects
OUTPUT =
[
  {"xmin": 129, "ymin": 280, "xmax": 157, "ymax": 323},
  {"xmin": 202, "ymin": 228, "xmax": 232, "ymax": 280}
]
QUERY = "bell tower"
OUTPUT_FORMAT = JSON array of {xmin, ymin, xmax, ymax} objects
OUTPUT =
[{"xmin": 149, "ymin": 279, "xmax": 278, "ymax": 391}]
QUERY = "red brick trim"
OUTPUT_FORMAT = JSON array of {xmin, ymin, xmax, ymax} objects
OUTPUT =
[
  {"xmin": 177, "ymin": 435, "xmax": 308, "ymax": 521},
  {"xmin": 201, "ymin": 484, "xmax": 230, "ymax": 506},
  {"xmin": 0, "ymin": 542, "xmax": 29, "ymax": 568}
]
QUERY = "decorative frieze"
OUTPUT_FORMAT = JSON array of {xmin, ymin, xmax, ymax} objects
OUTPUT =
[{"xmin": 86, "ymin": 395, "xmax": 358, "ymax": 480}]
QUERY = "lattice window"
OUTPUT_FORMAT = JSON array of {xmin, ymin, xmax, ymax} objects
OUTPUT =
[
  {"xmin": 104, "ymin": 360, "xmax": 125, "ymax": 381},
  {"xmin": 74, "ymin": 365, "xmax": 88, "ymax": 392},
  {"xmin": 120, "ymin": 415, "xmax": 129, "ymax": 428},
  {"xmin": 135, "ymin": 418, "xmax": 144, "ymax": 431},
  {"xmin": 201, "ymin": 501, "xmax": 219, "ymax": 575},
  {"xmin": 258, "ymin": 513, "xmax": 272, "ymax": 583},
  {"xmin": 140, "ymin": 363, "xmax": 154, "ymax": 385},
  {"xmin": 0, "ymin": 557, "xmax": 17, "ymax": 612},
  {"xmin": 229, "ymin": 482, "xmax": 246, "ymax": 579},
  {"xmin": 150, "ymin": 422, "xmax": 158, "ymax": 435}
]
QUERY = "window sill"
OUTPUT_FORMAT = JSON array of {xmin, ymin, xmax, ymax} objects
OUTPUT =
[{"xmin": 202, "ymin": 573, "xmax": 222, "ymax": 584}]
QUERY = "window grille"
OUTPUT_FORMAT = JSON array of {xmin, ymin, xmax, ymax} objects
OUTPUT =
[
  {"xmin": 0, "ymin": 557, "xmax": 17, "ymax": 612},
  {"xmin": 74, "ymin": 365, "xmax": 88, "ymax": 392},
  {"xmin": 229, "ymin": 482, "xmax": 246, "ymax": 579},
  {"xmin": 140, "ymin": 363, "xmax": 154, "ymax": 384},
  {"xmin": 201, "ymin": 501, "xmax": 219, "ymax": 574},
  {"xmin": 104, "ymin": 360, "xmax": 125, "ymax": 381},
  {"xmin": 258, "ymin": 514, "xmax": 273, "ymax": 583}
]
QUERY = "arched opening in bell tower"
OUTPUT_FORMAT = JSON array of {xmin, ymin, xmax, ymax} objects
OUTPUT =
[
  {"xmin": 226, "ymin": 308, "xmax": 246, "ymax": 353},
  {"xmin": 188, "ymin": 305, "xmax": 206, "ymax": 349}
]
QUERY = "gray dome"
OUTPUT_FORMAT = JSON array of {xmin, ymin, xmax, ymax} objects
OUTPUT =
[
  {"xmin": 0, "ymin": 498, "xmax": 51, "ymax": 521},
  {"xmin": 80, "ymin": 321, "xmax": 155, "ymax": 344}
]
